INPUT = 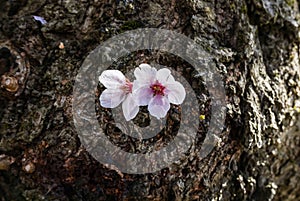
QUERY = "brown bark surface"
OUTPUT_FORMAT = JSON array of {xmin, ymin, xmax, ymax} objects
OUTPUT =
[{"xmin": 0, "ymin": 0, "xmax": 299, "ymax": 200}]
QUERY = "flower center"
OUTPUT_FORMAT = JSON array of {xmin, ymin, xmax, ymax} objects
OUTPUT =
[
  {"xmin": 121, "ymin": 79, "xmax": 133, "ymax": 93},
  {"xmin": 151, "ymin": 82, "xmax": 165, "ymax": 96}
]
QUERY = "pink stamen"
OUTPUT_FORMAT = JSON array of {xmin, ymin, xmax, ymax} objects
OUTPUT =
[
  {"xmin": 125, "ymin": 79, "xmax": 133, "ymax": 93},
  {"xmin": 150, "ymin": 81, "xmax": 165, "ymax": 96},
  {"xmin": 120, "ymin": 78, "xmax": 133, "ymax": 93}
]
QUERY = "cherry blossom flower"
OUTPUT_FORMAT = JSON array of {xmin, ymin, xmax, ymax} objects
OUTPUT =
[
  {"xmin": 99, "ymin": 70, "xmax": 139, "ymax": 121},
  {"xmin": 132, "ymin": 64, "xmax": 186, "ymax": 119}
]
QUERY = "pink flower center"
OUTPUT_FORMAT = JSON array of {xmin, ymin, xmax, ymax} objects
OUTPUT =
[
  {"xmin": 121, "ymin": 79, "xmax": 133, "ymax": 93},
  {"xmin": 151, "ymin": 82, "xmax": 165, "ymax": 96},
  {"xmin": 126, "ymin": 79, "xmax": 133, "ymax": 92}
]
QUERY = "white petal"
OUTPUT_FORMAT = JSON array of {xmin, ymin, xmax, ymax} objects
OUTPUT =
[
  {"xmin": 122, "ymin": 94, "xmax": 139, "ymax": 121},
  {"xmin": 148, "ymin": 95, "xmax": 170, "ymax": 119},
  {"xmin": 156, "ymin": 68, "xmax": 175, "ymax": 84},
  {"xmin": 166, "ymin": 81, "xmax": 186, "ymax": 104},
  {"xmin": 132, "ymin": 83, "xmax": 153, "ymax": 106},
  {"xmin": 134, "ymin": 64, "xmax": 157, "ymax": 84},
  {"xmin": 99, "ymin": 70, "xmax": 126, "ymax": 89},
  {"xmin": 132, "ymin": 80, "xmax": 142, "ymax": 92},
  {"xmin": 33, "ymin": 16, "xmax": 47, "ymax": 24},
  {"xmin": 99, "ymin": 89, "xmax": 126, "ymax": 108}
]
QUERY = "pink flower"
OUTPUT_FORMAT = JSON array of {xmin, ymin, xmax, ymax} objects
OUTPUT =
[
  {"xmin": 133, "ymin": 64, "xmax": 186, "ymax": 119},
  {"xmin": 99, "ymin": 70, "xmax": 139, "ymax": 121}
]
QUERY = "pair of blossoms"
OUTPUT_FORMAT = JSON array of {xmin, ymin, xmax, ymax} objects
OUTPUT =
[{"xmin": 99, "ymin": 64, "xmax": 186, "ymax": 121}]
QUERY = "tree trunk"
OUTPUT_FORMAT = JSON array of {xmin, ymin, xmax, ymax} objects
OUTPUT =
[{"xmin": 0, "ymin": 0, "xmax": 299, "ymax": 200}]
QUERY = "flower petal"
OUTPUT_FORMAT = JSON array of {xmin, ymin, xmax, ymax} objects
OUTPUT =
[
  {"xmin": 122, "ymin": 94, "xmax": 139, "ymax": 121},
  {"xmin": 99, "ymin": 70, "xmax": 126, "ymax": 89},
  {"xmin": 132, "ymin": 82, "xmax": 153, "ymax": 106},
  {"xmin": 134, "ymin": 64, "xmax": 157, "ymax": 84},
  {"xmin": 166, "ymin": 81, "xmax": 186, "ymax": 104},
  {"xmin": 99, "ymin": 89, "xmax": 126, "ymax": 108},
  {"xmin": 156, "ymin": 68, "xmax": 175, "ymax": 84},
  {"xmin": 148, "ymin": 95, "xmax": 170, "ymax": 119},
  {"xmin": 33, "ymin": 16, "xmax": 47, "ymax": 25}
]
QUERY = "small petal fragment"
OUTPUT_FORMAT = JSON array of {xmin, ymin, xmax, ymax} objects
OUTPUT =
[
  {"xmin": 100, "ymin": 89, "xmax": 126, "ymax": 108},
  {"xmin": 33, "ymin": 16, "xmax": 47, "ymax": 25},
  {"xmin": 99, "ymin": 70, "xmax": 126, "ymax": 89},
  {"xmin": 148, "ymin": 95, "xmax": 170, "ymax": 119},
  {"xmin": 122, "ymin": 94, "xmax": 139, "ymax": 121}
]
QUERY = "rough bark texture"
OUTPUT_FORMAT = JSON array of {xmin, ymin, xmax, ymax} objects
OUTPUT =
[{"xmin": 0, "ymin": 0, "xmax": 300, "ymax": 200}]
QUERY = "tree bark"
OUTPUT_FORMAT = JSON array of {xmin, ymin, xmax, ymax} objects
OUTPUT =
[{"xmin": 0, "ymin": 0, "xmax": 299, "ymax": 200}]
